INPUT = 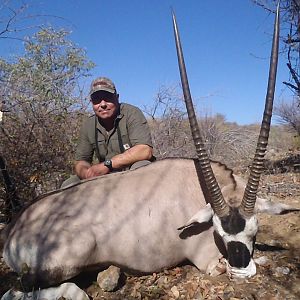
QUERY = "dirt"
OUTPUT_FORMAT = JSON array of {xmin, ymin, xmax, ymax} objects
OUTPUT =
[{"xmin": 0, "ymin": 172, "xmax": 299, "ymax": 300}]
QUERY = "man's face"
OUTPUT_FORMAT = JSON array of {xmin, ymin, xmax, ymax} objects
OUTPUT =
[{"xmin": 91, "ymin": 91, "xmax": 119, "ymax": 120}]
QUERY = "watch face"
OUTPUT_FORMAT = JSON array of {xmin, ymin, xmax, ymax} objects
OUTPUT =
[{"xmin": 104, "ymin": 159, "xmax": 112, "ymax": 170}]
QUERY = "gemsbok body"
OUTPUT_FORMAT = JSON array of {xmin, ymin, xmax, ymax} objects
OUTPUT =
[{"xmin": 1, "ymin": 4, "xmax": 298, "ymax": 298}]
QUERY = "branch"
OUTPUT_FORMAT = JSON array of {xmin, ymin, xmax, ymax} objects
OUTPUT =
[
  {"xmin": 0, "ymin": 6, "xmax": 17, "ymax": 36},
  {"xmin": 287, "ymin": 62, "xmax": 300, "ymax": 88},
  {"xmin": 0, "ymin": 125, "xmax": 17, "ymax": 145},
  {"xmin": 284, "ymin": 38, "xmax": 300, "ymax": 44},
  {"xmin": 283, "ymin": 81, "xmax": 300, "ymax": 93},
  {"xmin": 0, "ymin": 2, "xmax": 69, "ymax": 40},
  {"xmin": 292, "ymin": 0, "xmax": 300, "ymax": 10},
  {"xmin": 252, "ymin": 0, "xmax": 274, "ymax": 13},
  {"xmin": 0, "ymin": 35, "xmax": 26, "ymax": 41}
]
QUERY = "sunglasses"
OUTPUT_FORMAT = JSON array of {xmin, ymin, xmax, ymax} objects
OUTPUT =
[{"xmin": 90, "ymin": 91, "xmax": 117, "ymax": 105}]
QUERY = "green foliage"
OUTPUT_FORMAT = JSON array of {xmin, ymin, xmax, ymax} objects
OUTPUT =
[{"xmin": 0, "ymin": 27, "xmax": 95, "ymax": 203}]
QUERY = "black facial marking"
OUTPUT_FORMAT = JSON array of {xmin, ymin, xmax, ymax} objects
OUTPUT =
[
  {"xmin": 213, "ymin": 231, "xmax": 227, "ymax": 258},
  {"xmin": 220, "ymin": 208, "xmax": 246, "ymax": 235},
  {"xmin": 227, "ymin": 241, "xmax": 251, "ymax": 268},
  {"xmin": 179, "ymin": 220, "xmax": 213, "ymax": 239}
]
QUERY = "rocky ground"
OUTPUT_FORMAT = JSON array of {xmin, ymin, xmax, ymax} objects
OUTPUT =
[{"xmin": 0, "ymin": 169, "xmax": 299, "ymax": 300}]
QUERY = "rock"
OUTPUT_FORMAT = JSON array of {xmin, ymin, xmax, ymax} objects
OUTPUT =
[
  {"xmin": 97, "ymin": 265, "xmax": 121, "ymax": 292},
  {"xmin": 170, "ymin": 286, "xmax": 180, "ymax": 299},
  {"xmin": 1, "ymin": 282, "xmax": 89, "ymax": 300},
  {"xmin": 254, "ymin": 256, "xmax": 270, "ymax": 266},
  {"xmin": 275, "ymin": 266, "xmax": 290, "ymax": 275},
  {"xmin": 156, "ymin": 275, "xmax": 169, "ymax": 286},
  {"xmin": 223, "ymin": 285, "xmax": 235, "ymax": 299}
]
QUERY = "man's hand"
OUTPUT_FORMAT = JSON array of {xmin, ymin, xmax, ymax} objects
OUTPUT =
[
  {"xmin": 74, "ymin": 160, "xmax": 109, "ymax": 179},
  {"xmin": 85, "ymin": 163, "xmax": 110, "ymax": 179},
  {"xmin": 75, "ymin": 144, "xmax": 153, "ymax": 180}
]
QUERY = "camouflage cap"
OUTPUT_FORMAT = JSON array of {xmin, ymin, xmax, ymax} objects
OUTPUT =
[{"xmin": 89, "ymin": 77, "xmax": 117, "ymax": 97}]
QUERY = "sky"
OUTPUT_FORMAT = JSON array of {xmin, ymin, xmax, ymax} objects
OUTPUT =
[{"xmin": 0, "ymin": 0, "xmax": 293, "ymax": 125}]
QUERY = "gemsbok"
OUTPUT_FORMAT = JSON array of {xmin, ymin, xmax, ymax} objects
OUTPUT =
[{"xmin": 1, "ymin": 4, "xmax": 298, "ymax": 299}]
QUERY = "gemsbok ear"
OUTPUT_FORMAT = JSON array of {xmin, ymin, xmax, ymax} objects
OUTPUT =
[
  {"xmin": 178, "ymin": 204, "xmax": 213, "ymax": 230},
  {"xmin": 255, "ymin": 197, "xmax": 300, "ymax": 215}
]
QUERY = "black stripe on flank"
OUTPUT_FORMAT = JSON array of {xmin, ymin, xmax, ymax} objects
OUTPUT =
[
  {"xmin": 227, "ymin": 241, "xmax": 251, "ymax": 268},
  {"xmin": 220, "ymin": 208, "xmax": 245, "ymax": 235}
]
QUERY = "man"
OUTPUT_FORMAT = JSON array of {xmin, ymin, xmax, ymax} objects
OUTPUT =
[{"xmin": 62, "ymin": 77, "xmax": 153, "ymax": 188}]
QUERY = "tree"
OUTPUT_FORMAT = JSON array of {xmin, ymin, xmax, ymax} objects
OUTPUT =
[
  {"xmin": 253, "ymin": 0, "xmax": 300, "ymax": 135},
  {"xmin": 275, "ymin": 99, "xmax": 300, "ymax": 135},
  {"xmin": 281, "ymin": 0, "xmax": 300, "ymax": 98},
  {"xmin": 143, "ymin": 85, "xmax": 258, "ymax": 168},
  {"xmin": 0, "ymin": 27, "xmax": 95, "ymax": 204},
  {"xmin": 143, "ymin": 85, "xmax": 195, "ymax": 158}
]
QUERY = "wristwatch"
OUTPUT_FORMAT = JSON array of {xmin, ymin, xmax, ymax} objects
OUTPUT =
[{"xmin": 104, "ymin": 159, "xmax": 113, "ymax": 171}]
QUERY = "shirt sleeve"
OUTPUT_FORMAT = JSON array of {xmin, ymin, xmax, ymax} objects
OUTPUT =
[
  {"xmin": 75, "ymin": 119, "xmax": 94, "ymax": 163},
  {"xmin": 126, "ymin": 106, "xmax": 153, "ymax": 148}
]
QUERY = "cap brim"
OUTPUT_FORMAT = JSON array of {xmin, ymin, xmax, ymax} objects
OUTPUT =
[{"xmin": 90, "ymin": 87, "xmax": 115, "ymax": 97}]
